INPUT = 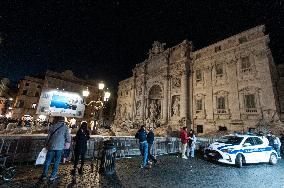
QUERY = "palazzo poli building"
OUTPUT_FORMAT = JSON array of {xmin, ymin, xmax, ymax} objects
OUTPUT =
[{"xmin": 114, "ymin": 25, "xmax": 282, "ymax": 135}]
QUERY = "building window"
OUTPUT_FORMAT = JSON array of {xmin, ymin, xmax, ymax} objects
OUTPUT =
[
  {"xmin": 25, "ymin": 82, "xmax": 30, "ymax": 86},
  {"xmin": 196, "ymin": 70, "xmax": 202, "ymax": 81},
  {"xmin": 215, "ymin": 46, "xmax": 221, "ymax": 52},
  {"xmin": 196, "ymin": 99, "xmax": 202, "ymax": 111},
  {"xmin": 197, "ymin": 125, "xmax": 203, "ymax": 133},
  {"xmin": 35, "ymin": 92, "xmax": 40, "ymax": 97},
  {"xmin": 239, "ymin": 36, "xmax": 248, "ymax": 44},
  {"xmin": 216, "ymin": 64, "xmax": 223, "ymax": 76},
  {"xmin": 219, "ymin": 126, "xmax": 227, "ymax": 131},
  {"xmin": 18, "ymin": 101, "xmax": 24, "ymax": 108},
  {"xmin": 241, "ymin": 56, "xmax": 251, "ymax": 73},
  {"xmin": 245, "ymin": 94, "xmax": 256, "ymax": 109},
  {"xmin": 217, "ymin": 97, "xmax": 226, "ymax": 109},
  {"xmin": 196, "ymin": 53, "xmax": 201, "ymax": 59},
  {"xmin": 32, "ymin": 103, "xmax": 37, "ymax": 109},
  {"xmin": 22, "ymin": 90, "xmax": 28, "ymax": 95}
]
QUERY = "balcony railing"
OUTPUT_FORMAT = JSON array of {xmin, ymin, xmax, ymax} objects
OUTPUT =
[{"xmin": 245, "ymin": 108, "xmax": 258, "ymax": 113}]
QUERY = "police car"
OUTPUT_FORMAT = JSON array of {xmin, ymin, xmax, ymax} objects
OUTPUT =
[{"xmin": 204, "ymin": 134, "xmax": 278, "ymax": 167}]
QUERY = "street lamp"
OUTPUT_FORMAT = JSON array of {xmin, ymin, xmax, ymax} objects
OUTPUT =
[{"xmin": 82, "ymin": 82, "xmax": 111, "ymax": 134}]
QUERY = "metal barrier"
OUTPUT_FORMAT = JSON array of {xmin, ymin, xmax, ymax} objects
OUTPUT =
[{"xmin": 0, "ymin": 136, "xmax": 182, "ymax": 164}]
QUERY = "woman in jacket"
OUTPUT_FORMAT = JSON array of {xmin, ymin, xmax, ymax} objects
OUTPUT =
[{"xmin": 71, "ymin": 121, "xmax": 90, "ymax": 175}]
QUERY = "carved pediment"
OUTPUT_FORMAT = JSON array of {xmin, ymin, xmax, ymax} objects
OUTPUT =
[{"xmin": 148, "ymin": 41, "xmax": 166, "ymax": 58}]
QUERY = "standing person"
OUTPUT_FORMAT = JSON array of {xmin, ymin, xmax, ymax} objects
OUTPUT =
[
  {"xmin": 280, "ymin": 133, "xmax": 284, "ymax": 155},
  {"xmin": 147, "ymin": 128, "xmax": 157, "ymax": 164},
  {"xmin": 71, "ymin": 121, "xmax": 90, "ymax": 175},
  {"xmin": 40, "ymin": 116, "xmax": 71, "ymax": 181},
  {"xmin": 267, "ymin": 131, "xmax": 274, "ymax": 147},
  {"xmin": 62, "ymin": 127, "xmax": 72, "ymax": 164},
  {"xmin": 135, "ymin": 125, "xmax": 149, "ymax": 169},
  {"xmin": 187, "ymin": 129, "xmax": 197, "ymax": 158},
  {"xmin": 273, "ymin": 135, "xmax": 281, "ymax": 158},
  {"xmin": 180, "ymin": 127, "xmax": 189, "ymax": 159}
]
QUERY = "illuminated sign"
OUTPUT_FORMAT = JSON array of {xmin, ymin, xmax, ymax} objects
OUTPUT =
[{"xmin": 36, "ymin": 89, "xmax": 85, "ymax": 118}]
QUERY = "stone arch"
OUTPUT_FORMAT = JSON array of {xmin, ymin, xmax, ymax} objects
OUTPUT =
[
  {"xmin": 148, "ymin": 84, "xmax": 163, "ymax": 99},
  {"xmin": 147, "ymin": 84, "xmax": 163, "ymax": 121}
]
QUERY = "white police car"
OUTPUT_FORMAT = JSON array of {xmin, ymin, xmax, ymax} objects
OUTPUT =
[{"xmin": 204, "ymin": 135, "xmax": 278, "ymax": 167}]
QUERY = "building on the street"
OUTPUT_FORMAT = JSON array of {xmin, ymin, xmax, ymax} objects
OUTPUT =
[
  {"xmin": 12, "ymin": 70, "xmax": 107, "ymax": 124},
  {"xmin": 0, "ymin": 77, "xmax": 12, "ymax": 116},
  {"xmin": 278, "ymin": 64, "xmax": 284, "ymax": 122},
  {"xmin": 114, "ymin": 25, "xmax": 282, "ymax": 135}
]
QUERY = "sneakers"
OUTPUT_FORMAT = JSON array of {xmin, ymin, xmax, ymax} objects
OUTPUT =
[
  {"xmin": 49, "ymin": 176, "xmax": 59, "ymax": 182},
  {"xmin": 182, "ymin": 156, "xmax": 188, "ymax": 159},
  {"xmin": 39, "ymin": 175, "xmax": 47, "ymax": 181},
  {"xmin": 78, "ymin": 168, "xmax": 83, "ymax": 175},
  {"xmin": 70, "ymin": 169, "xmax": 76, "ymax": 176}
]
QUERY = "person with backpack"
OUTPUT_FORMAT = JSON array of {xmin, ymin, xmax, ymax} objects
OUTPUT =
[
  {"xmin": 71, "ymin": 121, "xmax": 90, "ymax": 175},
  {"xmin": 40, "ymin": 116, "xmax": 71, "ymax": 181},
  {"xmin": 135, "ymin": 125, "xmax": 149, "ymax": 169}
]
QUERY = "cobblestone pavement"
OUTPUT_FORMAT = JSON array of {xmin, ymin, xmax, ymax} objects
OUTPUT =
[{"xmin": 1, "ymin": 154, "xmax": 284, "ymax": 188}]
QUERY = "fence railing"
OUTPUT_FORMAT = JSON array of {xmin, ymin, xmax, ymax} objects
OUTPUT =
[
  {"xmin": 0, "ymin": 135, "xmax": 183, "ymax": 164},
  {"xmin": 0, "ymin": 135, "xmax": 218, "ymax": 165}
]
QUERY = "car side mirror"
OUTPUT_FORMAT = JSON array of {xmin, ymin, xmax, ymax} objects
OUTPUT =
[{"xmin": 243, "ymin": 143, "xmax": 251, "ymax": 147}]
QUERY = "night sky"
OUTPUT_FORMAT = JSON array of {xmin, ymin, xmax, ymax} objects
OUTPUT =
[{"xmin": 1, "ymin": 0, "xmax": 283, "ymax": 91}]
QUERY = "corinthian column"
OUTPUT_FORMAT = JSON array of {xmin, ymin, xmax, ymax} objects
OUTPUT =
[
  {"xmin": 180, "ymin": 71, "xmax": 188, "ymax": 120},
  {"xmin": 162, "ymin": 75, "xmax": 169, "ymax": 123}
]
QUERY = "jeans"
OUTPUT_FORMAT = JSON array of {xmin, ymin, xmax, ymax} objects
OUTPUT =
[
  {"xmin": 42, "ymin": 150, "xmax": 62, "ymax": 178},
  {"xmin": 148, "ymin": 144, "xmax": 157, "ymax": 163},
  {"xmin": 187, "ymin": 145, "xmax": 195, "ymax": 158},
  {"xmin": 139, "ymin": 141, "xmax": 148, "ymax": 167}
]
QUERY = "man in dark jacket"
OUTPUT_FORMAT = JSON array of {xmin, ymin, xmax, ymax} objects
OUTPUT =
[
  {"xmin": 71, "ymin": 121, "xmax": 90, "ymax": 175},
  {"xmin": 147, "ymin": 128, "xmax": 157, "ymax": 164},
  {"xmin": 135, "ymin": 125, "xmax": 148, "ymax": 168}
]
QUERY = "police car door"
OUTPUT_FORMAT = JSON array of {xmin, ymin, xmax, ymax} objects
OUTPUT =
[
  {"xmin": 242, "ymin": 137, "xmax": 257, "ymax": 163},
  {"xmin": 251, "ymin": 137, "xmax": 268, "ymax": 162}
]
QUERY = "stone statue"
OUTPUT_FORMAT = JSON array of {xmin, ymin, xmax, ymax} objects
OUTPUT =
[
  {"xmin": 172, "ymin": 97, "xmax": 180, "ymax": 117},
  {"xmin": 149, "ymin": 101, "xmax": 158, "ymax": 120}
]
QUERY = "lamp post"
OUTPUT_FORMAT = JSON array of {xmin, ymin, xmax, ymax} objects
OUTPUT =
[{"xmin": 83, "ymin": 82, "xmax": 111, "ymax": 134}]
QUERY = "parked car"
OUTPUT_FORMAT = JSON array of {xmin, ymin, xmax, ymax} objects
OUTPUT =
[{"xmin": 204, "ymin": 134, "xmax": 278, "ymax": 167}]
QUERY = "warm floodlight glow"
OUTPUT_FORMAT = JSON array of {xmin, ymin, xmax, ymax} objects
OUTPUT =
[
  {"xmin": 99, "ymin": 82, "xmax": 105, "ymax": 90},
  {"xmin": 82, "ymin": 87, "xmax": 90, "ymax": 97}
]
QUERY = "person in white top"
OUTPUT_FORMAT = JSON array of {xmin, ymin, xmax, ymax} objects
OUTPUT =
[{"xmin": 273, "ymin": 135, "xmax": 281, "ymax": 158}]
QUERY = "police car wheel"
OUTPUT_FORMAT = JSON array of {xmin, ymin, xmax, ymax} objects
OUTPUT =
[
  {"xmin": 269, "ymin": 153, "xmax": 277, "ymax": 165},
  {"xmin": 235, "ymin": 154, "xmax": 243, "ymax": 168}
]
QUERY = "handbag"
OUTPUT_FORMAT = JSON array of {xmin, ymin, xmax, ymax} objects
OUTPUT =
[
  {"xmin": 35, "ymin": 147, "xmax": 48, "ymax": 165},
  {"xmin": 45, "ymin": 124, "xmax": 64, "ymax": 150}
]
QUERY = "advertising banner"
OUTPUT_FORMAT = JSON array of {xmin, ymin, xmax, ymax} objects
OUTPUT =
[{"xmin": 36, "ymin": 89, "xmax": 85, "ymax": 118}]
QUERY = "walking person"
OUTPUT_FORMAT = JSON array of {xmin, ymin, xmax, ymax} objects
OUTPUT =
[
  {"xmin": 135, "ymin": 125, "xmax": 149, "ymax": 169},
  {"xmin": 180, "ymin": 127, "xmax": 189, "ymax": 159},
  {"xmin": 40, "ymin": 116, "xmax": 71, "ymax": 181},
  {"xmin": 187, "ymin": 129, "xmax": 197, "ymax": 158},
  {"xmin": 71, "ymin": 121, "xmax": 90, "ymax": 175},
  {"xmin": 147, "ymin": 128, "xmax": 157, "ymax": 164}
]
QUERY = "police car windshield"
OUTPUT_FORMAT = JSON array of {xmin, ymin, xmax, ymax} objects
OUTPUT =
[{"xmin": 217, "ymin": 136, "xmax": 244, "ymax": 145}]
